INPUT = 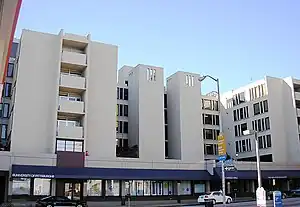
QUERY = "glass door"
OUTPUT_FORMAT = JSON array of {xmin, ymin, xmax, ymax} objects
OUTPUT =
[{"xmin": 64, "ymin": 182, "xmax": 82, "ymax": 200}]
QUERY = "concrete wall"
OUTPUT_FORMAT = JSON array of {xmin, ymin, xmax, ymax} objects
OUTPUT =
[
  {"xmin": 11, "ymin": 30, "xmax": 61, "ymax": 154},
  {"xmin": 166, "ymin": 72, "xmax": 204, "ymax": 162}
]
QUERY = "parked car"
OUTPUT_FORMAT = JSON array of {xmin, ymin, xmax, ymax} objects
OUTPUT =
[
  {"xmin": 290, "ymin": 189, "xmax": 300, "ymax": 197},
  {"xmin": 35, "ymin": 196, "xmax": 87, "ymax": 207},
  {"xmin": 197, "ymin": 191, "xmax": 232, "ymax": 204},
  {"xmin": 266, "ymin": 190, "xmax": 287, "ymax": 200}
]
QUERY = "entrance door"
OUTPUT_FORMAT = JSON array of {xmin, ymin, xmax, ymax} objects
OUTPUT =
[{"xmin": 64, "ymin": 182, "xmax": 82, "ymax": 200}]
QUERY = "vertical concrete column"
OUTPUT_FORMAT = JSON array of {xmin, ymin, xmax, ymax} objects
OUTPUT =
[
  {"xmin": 51, "ymin": 179, "xmax": 56, "ymax": 196},
  {"xmin": 205, "ymin": 181, "xmax": 211, "ymax": 192},
  {"xmin": 227, "ymin": 181, "xmax": 231, "ymax": 194},
  {"xmin": 287, "ymin": 180, "xmax": 290, "ymax": 191}
]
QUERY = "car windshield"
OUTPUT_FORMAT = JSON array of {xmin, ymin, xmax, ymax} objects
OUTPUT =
[{"xmin": 40, "ymin": 196, "xmax": 53, "ymax": 201}]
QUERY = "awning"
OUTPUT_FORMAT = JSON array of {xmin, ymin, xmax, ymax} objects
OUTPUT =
[
  {"xmin": 214, "ymin": 168, "xmax": 300, "ymax": 180},
  {"xmin": 12, "ymin": 165, "xmax": 212, "ymax": 180}
]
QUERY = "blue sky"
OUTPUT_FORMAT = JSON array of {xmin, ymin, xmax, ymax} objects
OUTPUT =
[{"xmin": 15, "ymin": 0, "xmax": 300, "ymax": 93}]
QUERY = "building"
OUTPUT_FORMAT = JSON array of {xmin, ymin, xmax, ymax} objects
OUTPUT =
[
  {"xmin": 0, "ymin": 0, "xmax": 22, "ymax": 99},
  {"xmin": 220, "ymin": 76, "xmax": 300, "ymax": 195},
  {"xmin": 1, "ymin": 29, "xmax": 300, "ymax": 203},
  {"xmin": 1, "ymin": 30, "xmax": 214, "ymax": 202}
]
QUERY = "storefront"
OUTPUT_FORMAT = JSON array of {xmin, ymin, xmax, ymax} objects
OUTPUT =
[
  {"xmin": 212, "ymin": 168, "xmax": 300, "ymax": 197},
  {"xmin": 11, "ymin": 165, "xmax": 211, "ymax": 201}
]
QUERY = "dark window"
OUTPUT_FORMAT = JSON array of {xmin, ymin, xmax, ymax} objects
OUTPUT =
[
  {"xmin": 245, "ymin": 106, "xmax": 249, "ymax": 118},
  {"xmin": 119, "ymin": 104, "xmax": 123, "ymax": 116},
  {"xmin": 123, "ymin": 139, "xmax": 129, "ymax": 148},
  {"xmin": 235, "ymin": 141, "xmax": 239, "ymax": 153},
  {"xmin": 165, "ymin": 141, "xmax": 168, "ymax": 158},
  {"xmin": 258, "ymin": 119, "xmax": 262, "ymax": 131},
  {"xmin": 164, "ymin": 110, "xmax": 168, "ymax": 124},
  {"xmin": 233, "ymin": 110, "xmax": 237, "ymax": 121},
  {"xmin": 260, "ymin": 101, "xmax": 264, "ymax": 114},
  {"xmin": 203, "ymin": 114, "xmax": 213, "ymax": 125},
  {"xmin": 118, "ymin": 121, "xmax": 123, "ymax": 133},
  {"xmin": 204, "ymin": 129, "xmax": 213, "ymax": 140},
  {"xmin": 241, "ymin": 123, "xmax": 247, "ymax": 132},
  {"xmin": 125, "ymin": 80, "xmax": 128, "ymax": 86},
  {"xmin": 258, "ymin": 136, "xmax": 263, "ymax": 149},
  {"xmin": 205, "ymin": 144, "xmax": 214, "ymax": 155},
  {"xmin": 7, "ymin": 63, "xmax": 14, "ymax": 77},
  {"xmin": 124, "ymin": 105, "xmax": 128, "ymax": 117},
  {"xmin": 263, "ymin": 100, "xmax": 268, "ymax": 112},
  {"xmin": 117, "ymin": 88, "xmax": 120, "ymax": 99},
  {"xmin": 2, "ymin": 103, "xmax": 9, "ymax": 118},
  {"xmin": 164, "ymin": 94, "xmax": 167, "ymax": 108},
  {"xmin": 124, "ymin": 88, "xmax": 128, "ymax": 100},
  {"xmin": 253, "ymin": 103, "xmax": 260, "ymax": 115},
  {"xmin": 10, "ymin": 42, "xmax": 18, "ymax": 58},
  {"xmin": 215, "ymin": 115, "xmax": 220, "ymax": 125},
  {"xmin": 266, "ymin": 135, "xmax": 272, "ymax": 148},
  {"xmin": 123, "ymin": 122, "xmax": 128, "ymax": 133},
  {"xmin": 165, "ymin": 125, "xmax": 168, "ymax": 140},
  {"xmin": 120, "ymin": 88, "xmax": 123, "ymax": 99},
  {"xmin": 3, "ymin": 83, "xmax": 12, "ymax": 97},
  {"xmin": 242, "ymin": 139, "xmax": 246, "ymax": 152},
  {"xmin": 252, "ymin": 121, "xmax": 255, "ymax": 131},
  {"xmin": 234, "ymin": 125, "xmax": 238, "ymax": 137},
  {"xmin": 240, "ymin": 108, "xmax": 244, "ymax": 119}
]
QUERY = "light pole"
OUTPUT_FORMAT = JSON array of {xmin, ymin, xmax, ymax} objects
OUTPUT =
[
  {"xmin": 199, "ymin": 75, "xmax": 226, "ymax": 206},
  {"xmin": 242, "ymin": 129, "xmax": 262, "ymax": 188}
]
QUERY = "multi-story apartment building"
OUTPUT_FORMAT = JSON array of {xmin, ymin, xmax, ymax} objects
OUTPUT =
[
  {"xmin": 1, "ymin": 29, "xmax": 300, "ymax": 203},
  {"xmin": 221, "ymin": 76, "xmax": 300, "ymax": 164}
]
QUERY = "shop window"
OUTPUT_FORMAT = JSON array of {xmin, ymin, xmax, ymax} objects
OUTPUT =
[
  {"xmin": 194, "ymin": 183, "xmax": 205, "ymax": 194},
  {"xmin": 105, "ymin": 180, "xmax": 119, "ymax": 196},
  {"xmin": 151, "ymin": 181, "xmax": 163, "ymax": 195},
  {"xmin": 12, "ymin": 178, "xmax": 30, "ymax": 195},
  {"xmin": 163, "ymin": 181, "xmax": 173, "ymax": 195},
  {"xmin": 87, "ymin": 180, "xmax": 102, "ymax": 196},
  {"xmin": 144, "ymin": 181, "xmax": 151, "ymax": 195},
  {"xmin": 33, "ymin": 178, "xmax": 51, "ymax": 195},
  {"xmin": 180, "ymin": 181, "xmax": 192, "ymax": 195}
]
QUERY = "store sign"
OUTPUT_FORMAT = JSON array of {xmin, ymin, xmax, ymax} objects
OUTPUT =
[
  {"xmin": 268, "ymin": 176, "xmax": 287, "ymax": 179},
  {"xmin": 12, "ymin": 173, "xmax": 55, "ymax": 178}
]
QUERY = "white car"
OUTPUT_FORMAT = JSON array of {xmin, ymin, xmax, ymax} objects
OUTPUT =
[{"xmin": 197, "ymin": 191, "xmax": 232, "ymax": 204}]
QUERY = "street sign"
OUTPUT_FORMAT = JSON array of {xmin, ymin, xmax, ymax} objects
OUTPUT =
[
  {"xmin": 273, "ymin": 191, "xmax": 283, "ymax": 207},
  {"xmin": 217, "ymin": 134, "xmax": 226, "ymax": 155},
  {"xmin": 218, "ymin": 155, "xmax": 226, "ymax": 161},
  {"xmin": 224, "ymin": 166, "xmax": 236, "ymax": 171},
  {"xmin": 256, "ymin": 187, "xmax": 266, "ymax": 207}
]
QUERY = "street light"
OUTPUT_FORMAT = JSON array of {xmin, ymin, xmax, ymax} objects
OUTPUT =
[
  {"xmin": 199, "ymin": 75, "xmax": 226, "ymax": 206},
  {"xmin": 242, "ymin": 129, "xmax": 262, "ymax": 188}
]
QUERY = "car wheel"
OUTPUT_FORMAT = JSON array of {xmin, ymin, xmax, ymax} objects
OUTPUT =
[
  {"xmin": 226, "ymin": 198, "xmax": 231, "ymax": 204},
  {"xmin": 46, "ymin": 205, "xmax": 53, "ymax": 207}
]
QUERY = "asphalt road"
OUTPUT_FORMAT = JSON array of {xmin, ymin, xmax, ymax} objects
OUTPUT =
[{"xmin": 186, "ymin": 197, "xmax": 300, "ymax": 207}]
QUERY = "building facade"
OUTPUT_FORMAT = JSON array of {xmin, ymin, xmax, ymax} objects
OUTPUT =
[{"xmin": 0, "ymin": 29, "xmax": 300, "ymax": 203}]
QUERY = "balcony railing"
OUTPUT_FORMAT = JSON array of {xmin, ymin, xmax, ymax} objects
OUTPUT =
[
  {"xmin": 61, "ymin": 51, "xmax": 87, "ymax": 69},
  {"xmin": 57, "ymin": 125, "xmax": 83, "ymax": 139},
  {"xmin": 60, "ymin": 73, "xmax": 85, "ymax": 90},
  {"xmin": 58, "ymin": 98, "xmax": 84, "ymax": 115}
]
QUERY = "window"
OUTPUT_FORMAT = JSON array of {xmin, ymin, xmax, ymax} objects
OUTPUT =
[
  {"xmin": 204, "ymin": 144, "xmax": 217, "ymax": 155},
  {"xmin": 125, "ymin": 80, "xmax": 128, "ymax": 86},
  {"xmin": 164, "ymin": 94, "xmax": 167, "ymax": 108},
  {"xmin": 241, "ymin": 123, "xmax": 247, "ymax": 133},
  {"xmin": 263, "ymin": 100, "xmax": 268, "ymax": 112},
  {"xmin": 56, "ymin": 139, "xmax": 83, "ymax": 152},
  {"xmin": 203, "ymin": 129, "xmax": 213, "ymax": 140},
  {"xmin": 1, "ymin": 124, "xmax": 7, "ymax": 139},
  {"xmin": 185, "ymin": 75, "xmax": 194, "ymax": 86},
  {"xmin": 258, "ymin": 136, "xmax": 263, "ymax": 149},
  {"xmin": 124, "ymin": 105, "xmax": 128, "ymax": 116},
  {"xmin": 117, "ymin": 88, "xmax": 119, "ymax": 99},
  {"xmin": 266, "ymin": 135, "xmax": 272, "ymax": 148},
  {"xmin": 118, "ymin": 121, "xmax": 123, "ymax": 133},
  {"xmin": 202, "ymin": 99, "xmax": 218, "ymax": 111},
  {"xmin": 3, "ymin": 83, "xmax": 12, "ymax": 97},
  {"xmin": 147, "ymin": 68, "xmax": 156, "ymax": 81},
  {"xmin": 233, "ymin": 110, "xmax": 237, "ymax": 121},
  {"xmin": 124, "ymin": 88, "xmax": 128, "ymax": 100},
  {"xmin": 2, "ymin": 103, "xmax": 9, "ymax": 118},
  {"xmin": 253, "ymin": 103, "xmax": 260, "ymax": 115},
  {"xmin": 265, "ymin": 117, "xmax": 270, "ymax": 130},
  {"xmin": 250, "ymin": 84, "xmax": 267, "ymax": 100},
  {"xmin": 105, "ymin": 180, "xmax": 119, "ymax": 196},
  {"xmin": 203, "ymin": 114, "xmax": 219, "ymax": 125},
  {"xmin": 258, "ymin": 135, "xmax": 272, "ymax": 149},
  {"xmin": 119, "ymin": 104, "xmax": 123, "ymax": 116},
  {"xmin": 12, "ymin": 178, "xmax": 30, "ymax": 195},
  {"xmin": 7, "ymin": 63, "xmax": 14, "ymax": 77},
  {"xmin": 33, "ymin": 178, "xmax": 51, "ymax": 195},
  {"xmin": 123, "ymin": 122, "xmax": 128, "ymax": 133},
  {"xmin": 119, "ymin": 88, "xmax": 123, "ymax": 99},
  {"xmin": 87, "ymin": 180, "xmax": 102, "ymax": 196},
  {"xmin": 165, "ymin": 125, "xmax": 168, "ymax": 140},
  {"xmin": 164, "ymin": 110, "xmax": 168, "ymax": 124}
]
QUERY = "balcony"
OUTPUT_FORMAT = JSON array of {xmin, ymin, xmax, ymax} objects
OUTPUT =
[
  {"xmin": 63, "ymin": 33, "xmax": 88, "ymax": 44},
  {"xmin": 297, "ymin": 108, "xmax": 300, "ymax": 117},
  {"xmin": 295, "ymin": 92, "xmax": 300, "ymax": 101},
  {"xmin": 58, "ymin": 98, "xmax": 84, "ymax": 116},
  {"xmin": 60, "ymin": 74, "xmax": 85, "ymax": 92},
  {"xmin": 57, "ymin": 125, "xmax": 83, "ymax": 139},
  {"xmin": 61, "ymin": 51, "xmax": 87, "ymax": 70}
]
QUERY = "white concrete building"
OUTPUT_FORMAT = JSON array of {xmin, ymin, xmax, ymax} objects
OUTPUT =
[{"xmin": 221, "ymin": 76, "xmax": 300, "ymax": 164}]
